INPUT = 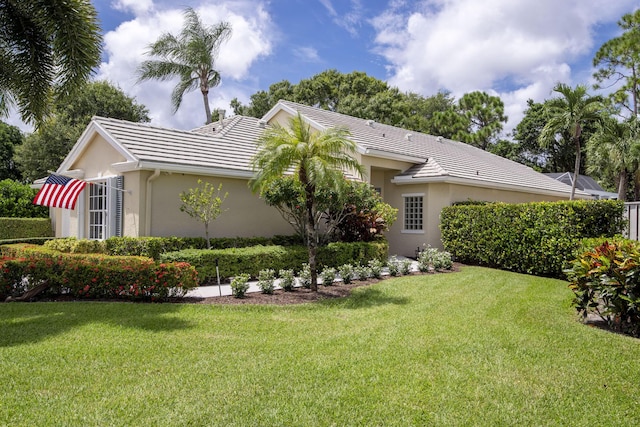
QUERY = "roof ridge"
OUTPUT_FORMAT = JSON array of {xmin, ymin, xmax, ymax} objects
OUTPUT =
[
  {"xmin": 217, "ymin": 115, "xmax": 245, "ymax": 137},
  {"xmin": 93, "ymin": 115, "xmax": 208, "ymax": 137}
]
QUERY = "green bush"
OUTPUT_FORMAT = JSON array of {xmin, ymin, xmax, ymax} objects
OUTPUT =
[
  {"xmin": 257, "ymin": 269, "xmax": 275, "ymax": 294},
  {"xmin": 0, "ymin": 237, "xmax": 54, "ymax": 245},
  {"xmin": 565, "ymin": 240, "xmax": 640, "ymax": 337},
  {"xmin": 230, "ymin": 274, "xmax": 250, "ymax": 298},
  {"xmin": 160, "ymin": 241, "xmax": 387, "ymax": 284},
  {"xmin": 320, "ymin": 267, "xmax": 336, "ymax": 286},
  {"xmin": 0, "ymin": 244, "xmax": 197, "ymax": 301},
  {"xmin": 0, "ymin": 217, "xmax": 53, "ymax": 240},
  {"xmin": 45, "ymin": 237, "xmax": 106, "ymax": 254},
  {"xmin": 0, "ymin": 179, "xmax": 49, "ymax": 218},
  {"xmin": 338, "ymin": 264, "xmax": 355, "ymax": 284},
  {"xmin": 278, "ymin": 269, "xmax": 295, "ymax": 291},
  {"xmin": 299, "ymin": 263, "xmax": 312, "ymax": 288},
  {"xmin": 440, "ymin": 200, "xmax": 624, "ymax": 277}
]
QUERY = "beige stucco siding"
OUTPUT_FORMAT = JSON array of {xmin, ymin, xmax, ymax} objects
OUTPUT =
[
  {"xmin": 68, "ymin": 134, "xmax": 126, "ymax": 177},
  {"xmin": 147, "ymin": 173, "xmax": 292, "ymax": 238}
]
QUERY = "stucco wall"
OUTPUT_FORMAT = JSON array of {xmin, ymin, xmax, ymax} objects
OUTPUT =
[{"xmin": 147, "ymin": 173, "xmax": 292, "ymax": 238}]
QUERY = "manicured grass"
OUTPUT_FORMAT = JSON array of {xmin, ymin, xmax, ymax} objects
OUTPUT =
[{"xmin": 1, "ymin": 267, "xmax": 639, "ymax": 426}]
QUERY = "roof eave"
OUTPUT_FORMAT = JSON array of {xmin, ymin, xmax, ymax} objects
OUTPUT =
[
  {"xmin": 361, "ymin": 147, "xmax": 425, "ymax": 163},
  {"xmin": 390, "ymin": 175, "xmax": 594, "ymax": 199},
  {"xmin": 114, "ymin": 161, "xmax": 255, "ymax": 179}
]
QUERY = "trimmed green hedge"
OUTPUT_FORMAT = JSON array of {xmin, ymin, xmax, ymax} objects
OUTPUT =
[
  {"xmin": 440, "ymin": 200, "xmax": 625, "ymax": 277},
  {"xmin": 0, "ymin": 244, "xmax": 197, "ymax": 301},
  {"xmin": 160, "ymin": 240, "xmax": 389, "ymax": 283},
  {"xmin": 44, "ymin": 235, "xmax": 304, "ymax": 259},
  {"xmin": 0, "ymin": 217, "xmax": 53, "ymax": 240}
]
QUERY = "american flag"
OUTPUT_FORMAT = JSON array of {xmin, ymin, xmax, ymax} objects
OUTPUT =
[{"xmin": 33, "ymin": 174, "xmax": 87, "ymax": 210}]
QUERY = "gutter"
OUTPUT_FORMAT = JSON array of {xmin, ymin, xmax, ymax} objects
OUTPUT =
[
  {"xmin": 390, "ymin": 175, "xmax": 594, "ymax": 199},
  {"xmin": 144, "ymin": 169, "xmax": 161, "ymax": 236}
]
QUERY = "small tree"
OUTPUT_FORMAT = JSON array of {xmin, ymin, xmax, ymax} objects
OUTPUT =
[{"xmin": 179, "ymin": 180, "xmax": 227, "ymax": 249}]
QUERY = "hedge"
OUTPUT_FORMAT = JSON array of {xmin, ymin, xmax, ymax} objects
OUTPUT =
[
  {"xmin": 44, "ymin": 235, "xmax": 304, "ymax": 259},
  {"xmin": 0, "ymin": 217, "xmax": 53, "ymax": 240},
  {"xmin": 440, "ymin": 199, "xmax": 625, "ymax": 278},
  {"xmin": 0, "ymin": 244, "xmax": 197, "ymax": 302},
  {"xmin": 160, "ymin": 240, "xmax": 389, "ymax": 283}
]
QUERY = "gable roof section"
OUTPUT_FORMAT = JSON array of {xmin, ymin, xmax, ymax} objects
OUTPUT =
[
  {"xmin": 59, "ymin": 115, "xmax": 267, "ymax": 178},
  {"xmin": 264, "ymin": 100, "xmax": 587, "ymax": 197}
]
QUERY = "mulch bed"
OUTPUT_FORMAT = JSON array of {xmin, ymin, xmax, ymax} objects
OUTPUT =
[{"xmin": 185, "ymin": 263, "xmax": 462, "ymax": 305}]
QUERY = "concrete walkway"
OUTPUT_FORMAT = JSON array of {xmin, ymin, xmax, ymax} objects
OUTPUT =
[{"xmin": 186, "ymin": 256, "xmax": 419, "ymax": 298}]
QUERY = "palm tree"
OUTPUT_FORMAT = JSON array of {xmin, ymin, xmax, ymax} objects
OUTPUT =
[
  {"xmin": 0, "ymin": 0, "xmax": 102, "ymax": 124},
  {"xmin": 587, "ymin": 117, "xmax": 640, "ymax": 201},
  {"xmin": 137, "ymin": 7, "xmax": 231, "ymax": 125},
  {"xmin": 539, "ymin": 83, "xmax": 603, "ymax": 199},
  {"xmin": 250, "ymin": 113, "xmax": 365, "ymax": 291}
]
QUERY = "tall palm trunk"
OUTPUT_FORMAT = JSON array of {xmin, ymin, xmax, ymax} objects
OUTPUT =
[
  {"xmin": 202, "ymin": 86, "xmax": 212, "ymax": 124},
  {"xmin": 570, "ymin": 143, "xmax": 580, "ymax": 200},
  {"xmin": 617, "ymin": 171, "xmax": 628, "ymax": 201}
]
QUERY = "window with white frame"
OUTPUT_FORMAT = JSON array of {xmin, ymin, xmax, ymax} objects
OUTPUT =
[
  {"xmin": 84, "ymin": 176, "xmax": 124, "ymax": 240},
  {"xmin": 403, "ymin": 194, "xmax": 424, "ymax": 232},
  {"xmin": 88, "ymin": 180, "xmax": 107, "ymax": 239}
]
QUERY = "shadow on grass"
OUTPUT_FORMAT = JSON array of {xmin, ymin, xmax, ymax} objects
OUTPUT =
[
  {"xmin": 0, "ymin": 302, "xmax": 192, "ymax": 347},
  {"xmin": 321, "ymin": 286, "xmax": 410, "ymax": 309}
]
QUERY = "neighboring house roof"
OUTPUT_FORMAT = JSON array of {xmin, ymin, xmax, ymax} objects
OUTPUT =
[
  {"xmin": 263, "ymin": 100, "xmax": 587, "ymax": 198},
  {"xmin": 59, "ymin": 115, "xmax": 268, "ymax": 178},
  {"xmin": 545, "ymin": 172, "xmax": 618, "ymax": 199}
]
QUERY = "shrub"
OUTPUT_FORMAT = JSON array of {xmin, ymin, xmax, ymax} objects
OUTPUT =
[
  {"xmin": 160, "ymin": 241, "xmax": 386, "ymax": 284},
  {"xmin": 257, "ymin": 269, "xmax": 275, "ymax": 294},
  {"xmin": 45, "ymin": 237, "xmax": 106, "ymax": 254},
  {"xmin": 565, "ymin": 241, "xmax": 640, "ymax": 337},
  {"xmin": 338, "ymin": 264, "xmax": 355, "ymax": 284},
  {"xmin": 418, "ymin": 246, "xmax": 453, "ymax": 272},
  {"xmin": 299, "ymin": 263, "xmax": 312, "ymax": 288},
  {"xmin": 400, "ymin": 259, "xmax": 413, "ymax": 275},
  {"xmin": 0, "ymin": 179, "xmax": 49, "ymax": 218},
  {"xmin": 230, "ymin": 274, "xmax": 251, "ymax": 298},
  {"xmin": 0, "ymin": 217, "xmax": 53, "ymax": 240},
  {"xmin": 388, "ymin": 256, "xmax": 401, "ymax": 277},
  {"xmin": 440, "ymin": 199, "xmax": 624, "ymax": 277},
  {"xmin": 320, "ymin": 267, "xmax": 336, "ymax": 286},
  {"xmin": 354, "ymin": 265, "xmax": 371, "ymax": 281},
  {"xmin": 278, "ymin": 269, "xmax": 295, "ymax": 291},
  {"xmin": 367, "ymin": 259, "xmax": 384, "ymax": 279},
  {"xmin": 0, "ymin": 244, "xmax": 197, "ymax": 301}
]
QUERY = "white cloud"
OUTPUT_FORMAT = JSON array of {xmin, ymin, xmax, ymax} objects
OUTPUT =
[
  {"xmin": 293, "ymin": 47, "xmax": 321, "ymax": 63},
  {"xmin": 97, "ymin": 1, "xmax": 274, "ymax": 129},
  {"xmin": 111, "ymin": 0, "xmax": 154, "ymax": 15},
  {"xmin": 319, "ymin": 0, "xmax": 364, "ymax": 36},
  {"xmin": 372, "ymin": 0, "xmax": 638, "ymax": 134}
]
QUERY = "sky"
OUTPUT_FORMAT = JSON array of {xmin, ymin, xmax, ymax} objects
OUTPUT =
[{"xmin": 6, "ymin": 0, "xmax": 639, "ymax": 137}]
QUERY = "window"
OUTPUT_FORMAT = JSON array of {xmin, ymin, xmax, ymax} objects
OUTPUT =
[
  {"xmin": 88, "ymin": 180, "xmax": 107, "ymax": 239},
  {"xmin": 85, "ymin": 176, "xmax": 124, "ymax": 240},
  {"xmin": 403, "ymin": 194, "xmax": 423, "ymax": 232}
]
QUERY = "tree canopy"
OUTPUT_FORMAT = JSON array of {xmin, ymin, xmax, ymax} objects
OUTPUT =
[
  {"xmin": 0, "ymin": 0, "xmax": 102, "ymax": 124},
  {"xmin": 16, "ymin": 81, "xmax": 150, "ymax": 182},
  {"xmin": 593, "ymin": 9, "xmax": 640, "ymax": 117},
  {"xmin": 232, "ymin": 70, "xmax": 454, "ymax": 134},
  {"xmin": 137, "ymin": 7, "xmax": 232, "ymax": 125},
  {"xmin": 539, "ymin": 83, "xmax": 603, "ymax": 199},
  {"xmin": 0, "ymin": 121, "xmax": 23, "ymax": 181},
  {"xmin": 250, "ymin": 113, "xmax": 364, "ymax": 291}
]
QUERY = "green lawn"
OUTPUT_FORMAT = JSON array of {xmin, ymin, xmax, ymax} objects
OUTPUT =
[{"xmin": 1, "ymin": 267, "xmax": 639, "ymax": 426}]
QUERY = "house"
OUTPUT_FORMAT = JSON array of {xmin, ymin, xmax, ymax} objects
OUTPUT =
[
  {"xmin": 545, "ymin": 172, "xmax": 618, "ymax": 199},
  {"xmin": 49, "ymin": 100, "xmax": 588, "ymax": 257}
]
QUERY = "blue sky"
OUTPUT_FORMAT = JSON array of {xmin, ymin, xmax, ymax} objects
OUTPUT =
[{"xmin": 8, "ymin": 0, "xmax": 639, "ymax": 136}]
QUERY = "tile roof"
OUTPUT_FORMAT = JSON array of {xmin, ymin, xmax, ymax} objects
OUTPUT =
[
  {"xmin": 92, "ymin": 115, "xmax": 267, "ymax": 174},
  {"xmin": 273, "ymin": 100, "xmax": 583, "ymax": 196}
]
